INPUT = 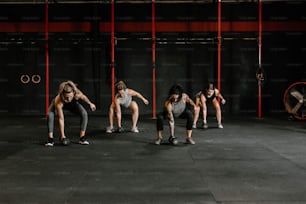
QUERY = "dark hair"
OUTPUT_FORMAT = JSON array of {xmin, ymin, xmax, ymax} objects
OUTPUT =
[
  {"xmin": 115, "ymin": 81, "xmax": 127, "ymax": 92},
  {"xmin": 206, "ymin": 83, "xmax": 214, "ymax": 90},
  {"xmin": 168, "ymin": 84, "xmax": 183, "ymax": 100}
]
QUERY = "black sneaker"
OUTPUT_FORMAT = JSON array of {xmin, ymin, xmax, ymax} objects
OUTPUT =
[
  {"xmin": 45, "ymin": 137, "xmax": 54, "ymax": 147},
  {"xmin": 79, "ymin": 136, "xmax": 89, "ymax": 145},
  {"xmin": 168, "ymin": 136, "xmax": 178, "ymax": 145},
  {"xmin": 117, "ymin": 127, "xmax": 124, "ymax": 133},
  {"xmin": 61, "ymin": 137, "xmax": 70, "ymax": 146}
]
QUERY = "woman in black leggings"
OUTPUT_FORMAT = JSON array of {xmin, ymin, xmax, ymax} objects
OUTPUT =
[
  {"xmin": 45, "ymin": 80, "xmax": 96, "ymax": 147},
  {"xmin": 154, "ymin": 84, "xmax": 196, "ymax": 145}
]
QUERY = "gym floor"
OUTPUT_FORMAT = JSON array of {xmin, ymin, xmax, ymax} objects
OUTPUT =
[{"xmin": 1, "ymin": 114, "xmax": 306, "ymax": 204}]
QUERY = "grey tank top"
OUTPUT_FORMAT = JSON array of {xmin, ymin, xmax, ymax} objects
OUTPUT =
[
  {"xmin": 172, "ymin": 99, "xmax": 186, "ymax": 117},
  {"xmin": 117, "ymin": 89, "xmax": 132, "ymax": 108}
]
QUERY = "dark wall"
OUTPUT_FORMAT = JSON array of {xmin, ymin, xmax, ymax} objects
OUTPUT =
[{"xmin": 0, "ymin": 2, "xmax": 305, "ymax": 116}]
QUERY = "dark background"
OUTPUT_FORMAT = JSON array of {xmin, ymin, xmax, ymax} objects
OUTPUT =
[{"xmin": 0, "ymin": 1, "xmax": 305, "ymax": 117}]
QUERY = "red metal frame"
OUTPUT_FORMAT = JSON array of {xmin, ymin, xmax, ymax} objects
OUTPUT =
[
  {"xmin": 258, "ymin": 0, "xmax": 262, "ymax": 118},
  {"xmin": 111, "ymin": 0, "xmax": 115, "ymax": 100},
  {"xmin": 2, "ymin": 21, "xmax": 306, "ymax": 33},
  {"xmin": 45, "ymin": 0, "xmax": 49, "ymax": 117},
  {"xmin": 217, "ymin": 0, "xmax": 221, "ymax": 98},
  {"xmin": 152, "ymin": 0, "xmax": 156, "ymax": 119}
]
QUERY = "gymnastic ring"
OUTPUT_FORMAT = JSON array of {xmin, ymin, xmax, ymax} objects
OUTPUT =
[
  {"xmin": 32, "ymin": 74, "xmax": 41, "ymax": 84},
  {"xmin": 20, "ymin": 74, "xmax": 30, "ymax": 84}
]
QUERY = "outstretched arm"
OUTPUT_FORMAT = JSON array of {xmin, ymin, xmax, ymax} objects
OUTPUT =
[
  {"xmin": 215, "ymin": 89, "xmax": 226, "ymax": 104},
  {"xmin": 128, "ymin": 89, "xmax": 149, "ymax": 105},
  {"xmin": 76, "ymin": 90, "xmax": 96, "ymax": 111}
]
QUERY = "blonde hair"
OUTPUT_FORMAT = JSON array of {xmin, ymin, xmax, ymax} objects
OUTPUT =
[{"xmin": 59, "ymin": 80, "xmax": 78, "ymax": 96}]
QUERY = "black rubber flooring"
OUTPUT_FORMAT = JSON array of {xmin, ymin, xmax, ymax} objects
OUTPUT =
[{"xmin": 1, "ymin": 114, "xmax": 306, "ymax": 204}]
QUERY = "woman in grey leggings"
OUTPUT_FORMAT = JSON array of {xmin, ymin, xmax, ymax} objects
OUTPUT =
[{"xmin": 45, "ymin": 80, "xmax": 96, "ymax": 147}]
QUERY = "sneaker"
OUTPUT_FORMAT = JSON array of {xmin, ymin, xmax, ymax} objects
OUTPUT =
[
  {"xmin": 117, "ymin": 127, "xmax": 124, "ymax": 133},
  {"xmin": 218, "ymin": 124, "xmax": 224, "ymax": 129},
  {"xmin": 45, "ymin": 137, "xmax": 54, "ymax": 147},
  {"xmin": 168, "ymin": 136, "xmax": 178, "ymax": 145},
  {"xmin": 192, "ymin": 123, "xmax": 197, "ymax": 129},
  {"xmin": 60, "ymin": 137, "xmax": 70, "ymax": 146},
  {"xmin": 203, "ymin": 123, "xmax": 208, "ymax": 129},
  {"xmin": 106, "ymin": 126, "xmax": 115, "ymax": 133},
  {"xmin": 186, "ymin": 137, "xmax": 196, "ymax": 145},
  {"xmin": 79, "ymin": 136, "xmax": 89, "ymax": 145},
  {"xmin": 154, "ymin": 137, "xmax": 162, "ymax": 145},
  {"xmin": 131, "ymin": 127, "xmax": 139, "ymax": 133}
]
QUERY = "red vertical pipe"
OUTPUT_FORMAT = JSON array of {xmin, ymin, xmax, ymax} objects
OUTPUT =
[
  {"xmin": 217, "ymin": 0, "xmax": 222, "ymax": 98},
  {"xmin": 45, "ymin": 0, "xmax": 49, "ymax": 117},
  {"xmin": 152, "ymin": 0, "xmax": 156, "ymax": 119},
  {"xmin": 258, "ymin": 0, "xmax": 262, "ymax": 118},
  {"xmin": 111, "ymin": 0, "xmax": 115, "ymax": 100}
]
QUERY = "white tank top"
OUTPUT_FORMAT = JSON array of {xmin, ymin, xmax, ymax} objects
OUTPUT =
[{"xmin": 117, "ymin": 89, "xmax": 132, "ymax": 108}]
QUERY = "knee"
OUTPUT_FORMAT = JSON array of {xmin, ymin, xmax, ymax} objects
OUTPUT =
[
  {"xmin": 215, "ymin": 105, "xmax": 221, "ymax": 112},
  {"xmin": 194, "ymin": 105, "xmax": 200, "ymax": 113},
  {"xmin": 186, "ymin": 110, "xmax": 193, "ymax": 120},
  {"xmin": 81, "ymin": 110, "xmax": 88, "ymax": 119},
  {"xmin": 47, "ymin": 111, "xmax": 54, "ymax": 120},
  {"xmin": 130, "ymin": 102, "xmax": 139, "ymax": 113}
]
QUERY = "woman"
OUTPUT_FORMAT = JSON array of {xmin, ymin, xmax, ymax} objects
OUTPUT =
[
  {"xmin": 45, "ymin": 80, "xmax": 96, "ymax": 146},
  {"xmin": 193, "ymin": 83, "xmax": 226, "ymax": 129},
  {"xmin": 106, "ymin": 81, "xmax": 149, "ymax": 133},
  {"xmin": 154, "ymin": 84, "xmax": 196, "ymax": 145}
]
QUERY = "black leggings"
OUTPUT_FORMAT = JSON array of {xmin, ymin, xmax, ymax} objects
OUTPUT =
[
  {"xmin": 47, "ymin": 100, "xmax": 88, "ymax": 133},
  {"xmin": 156, "ymin": 108, "xmax": 194, "ymax": 131}
]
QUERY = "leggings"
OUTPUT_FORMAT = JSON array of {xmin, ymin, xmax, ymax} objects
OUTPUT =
[
  {"xmin": 156, "ymin": 108, "xmax": 193, "ymax": 131},
  {"xmin": 47, "ymin": 100, "xmax": 88, "ymax": 133}
]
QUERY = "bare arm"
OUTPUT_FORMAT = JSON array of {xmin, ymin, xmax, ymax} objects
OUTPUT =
[
  {"xmin": 215, "ymin": 89, "xmax": 226, "ymax": 104},
  {"xmin": 183, "ymin": 93, "xmax": 195, "ymax": 107},
  {"xmin": 76, "ymin": 90, "xmax": 96, "ymax": 111},
  {"xmin": 54, "ymin": 96, "xmax": 65, "ymax": 138},
  {"xmin": 128, "ymin": 89, "xmax": 149, "ymax": 105},
  {"xmin": 165, "ymin": 100, "xmax": 175, "ymax": 136}
]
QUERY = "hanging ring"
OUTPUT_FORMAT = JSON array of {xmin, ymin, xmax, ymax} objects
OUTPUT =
[
  {"xmin": 20, "ymin": 74, "xmax": 30, "ymax": 84},
  {"xmin": 32, "ymin": 74, "xmax": 41, "ymax": 84}
]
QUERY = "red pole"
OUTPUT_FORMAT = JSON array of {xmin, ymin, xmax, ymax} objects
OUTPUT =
[
  {"xmin": 45, "ymin": 0, "xmax": 49, "ymax": 117},
  {"xmin": 258, "ymin": 0, "xmax": 262, "ymax": 118},
  {"xmin": 217, "ymin": 0, "xmax": 222, "ymax": 98},
  {"xmin": 152, "ymin": 0, "xmax": 156, "ymax": 119},
  {"xmin": 111, "ymin": 0, "xmax": 115, "ymax": 100}
]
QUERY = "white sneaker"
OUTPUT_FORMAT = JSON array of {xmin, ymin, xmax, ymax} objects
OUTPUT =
[
  {"xmin": 131, "ymin": 127, "xmax": 139, "ymax": 133},
  {"xmin": 218, "ymin": 124, "xmax": 224, "ymax": 129},
  {"xmin": 186, "ymin": 137, "xmax": 196, "ymax": 145},
  {"xmin": 154, "ymin": 137, "xmax": 162, "ymax": 145},
  {"xmin": 203, "ymin": 123, "xmax": 208, "ymax": 129},
  {"xmin": 106, "ymin": 126, "xmax": 114, "ymax": 133},
  {"xmin": 192, "ymin": 123, "xmax": 197, "ymax": 129}
]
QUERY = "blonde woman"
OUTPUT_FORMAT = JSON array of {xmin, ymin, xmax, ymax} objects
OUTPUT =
[{"xmin": 45, "ymin": 80, "xmax": 96, "ymax": 146}]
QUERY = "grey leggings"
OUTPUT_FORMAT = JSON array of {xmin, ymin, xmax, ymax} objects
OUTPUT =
[{"xmin": 47, "ymin": 100, "xmax": 88, "ymax": 133}]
